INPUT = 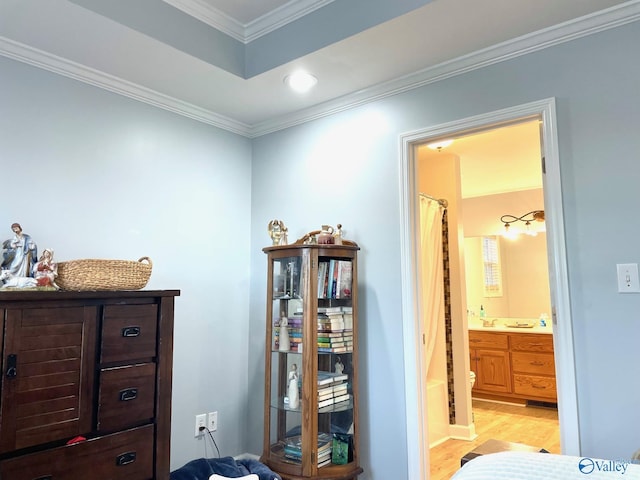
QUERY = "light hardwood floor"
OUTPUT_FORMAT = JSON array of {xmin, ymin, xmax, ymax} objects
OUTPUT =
[{"xmin": 429, "ymin": 399, "xmax": 560, "ymax": 480}]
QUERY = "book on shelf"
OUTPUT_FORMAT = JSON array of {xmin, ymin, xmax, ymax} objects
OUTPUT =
[
  {"xmin": 318, "ymin": 346, "xmax": 349, "ymax": 353},
  {"xmin": 332, "ymin": 383, "xmax": 348, "ymax": 396},
  {"xmin": 335, "ymin": 260, "xmax": 352, "ymax": 299},
  {"xmin": 318, "ymin": 397, "xmax": 334, "ymax": 408},
  {"xmin": 317, "ymin": 259, "xmax": 352, "ymax": 299},
  {"xmin": 317, "ymin": 371, "xmax": 348, "ymax": 386},
  {"xmin": 333, "ymin": 393, "xmax": 351, "ymax": 405},
  {"xmin": 283, "ymin": 433, "xmax": 332, "ymax": 466}
]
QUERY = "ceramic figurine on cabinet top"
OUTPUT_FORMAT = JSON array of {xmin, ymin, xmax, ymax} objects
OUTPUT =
[
  {"xmin": 0, "ymin": 269, "xmax": 37, "ymax": 289},
  {"xmin": 317, "ymin": 225, "xmax": 335, "ymax": 244},
  {"xmin": 268, "ymin": 219, "xmax": 288, "ymax": 246},
  {"xmin": 2, "ymin": 223, "xmax": 37, "ymax": 277},
  {"xmin": 33, "ymin": 248, "xmax": 59, "ymax": 289}
]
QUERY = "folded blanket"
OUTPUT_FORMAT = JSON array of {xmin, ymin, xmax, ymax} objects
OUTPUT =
[{"xmin": 170, "ymin": 456, "xmax": 281, "ymax": 480}]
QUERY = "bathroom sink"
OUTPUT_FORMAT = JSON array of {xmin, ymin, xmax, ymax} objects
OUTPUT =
[{"xmin": 505, "ymin": 321, "xmax": 536, "ymax": 328}]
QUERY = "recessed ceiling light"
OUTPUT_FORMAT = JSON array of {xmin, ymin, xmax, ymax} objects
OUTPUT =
[{"xmin": 284, "ymin": 72, "xmax": 317, "ymax": 93}]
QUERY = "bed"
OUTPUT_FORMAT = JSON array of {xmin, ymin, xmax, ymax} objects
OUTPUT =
[{"xmin": 451, "ymin": 451, "xmax": 640, "ymax": 479}]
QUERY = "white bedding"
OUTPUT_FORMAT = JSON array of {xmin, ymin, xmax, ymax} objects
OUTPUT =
[{"xmin": 452, "ymin": 451, "xmax": 640, "ymax": 479}]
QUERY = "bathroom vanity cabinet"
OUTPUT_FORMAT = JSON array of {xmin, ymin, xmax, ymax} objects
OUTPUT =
[
  {"xmin": 469, "ymin": 330, "xmax": 556, "ymax": 403},
  {"xmin": 0, "ymin": 290, "xmax": 179, "ymax": 480}
]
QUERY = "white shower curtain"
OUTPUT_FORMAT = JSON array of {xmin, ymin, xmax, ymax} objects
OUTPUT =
[{"xmin": 419, "ymin": 195, "xmax": 445, "ymax": 376}]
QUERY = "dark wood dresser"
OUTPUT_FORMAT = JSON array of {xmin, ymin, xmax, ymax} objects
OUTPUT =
[{"xmin": 0, "ymin": 289, "xmax": 179, "ymax": 480}]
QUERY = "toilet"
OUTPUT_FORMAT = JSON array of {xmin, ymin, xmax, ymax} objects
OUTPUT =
[{"xmin": 469, "ymin": 371, "xmax": 476, "ymax": 389}]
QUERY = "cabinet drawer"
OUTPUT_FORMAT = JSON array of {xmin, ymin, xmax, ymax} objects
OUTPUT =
[
  {"xmin": 98, "ymin": 363, "xmax": 156, "ymax": 432},
  {"xmin": 513, "ymin": 374, "xmax": 557, "ymax": 399},
  {"xmin": 0, "ymin": 425, "xmax": 154, "ymax": 480},
  {"xmin": 511, "ymin": 352, "xmax": 555, "ymax": 375},
  {"xmin": 468, "ymin": 331, "xmax": 508, "ymax": 350},
  {"xmin": 509, "ymin": 334, "xmax": 553, "ymax": 353},
  {"xmin": 101, "ymin": 305, "xmax": 158, "ymax": 363}
]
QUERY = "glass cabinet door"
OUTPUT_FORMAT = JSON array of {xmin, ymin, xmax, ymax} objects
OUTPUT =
[
  {"xmin": 316, "ymin": 256, "xmax": 355, "ymax": 471},
  {"xmin": 266, "ymin": 253, "xmax": 307, "ymax": 476}
]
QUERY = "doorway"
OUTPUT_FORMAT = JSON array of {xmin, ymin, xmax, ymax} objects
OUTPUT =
[{"xmin": 398, "ymin": 99, "xmax": 579, "ymax": 480}]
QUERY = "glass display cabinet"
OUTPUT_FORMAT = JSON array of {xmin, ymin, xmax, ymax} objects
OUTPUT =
[{"xmin": 261, "ymin": 242, "xmax": 362, "ymax": 480}]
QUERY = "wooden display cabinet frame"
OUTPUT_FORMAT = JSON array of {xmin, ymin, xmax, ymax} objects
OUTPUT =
[{"xmin": 261, "ymin": 244, "xmax": 363, "ymax": 480}]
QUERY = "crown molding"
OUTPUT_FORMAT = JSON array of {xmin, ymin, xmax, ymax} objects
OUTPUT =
[
  {"xmin": 251, "ymin": 0, "xmax": 640, "ymax": 137},
  {"xmin": 244, "ymin": 0, "xmax": 336, "ymax": 43},
  {"xmin": 0, "ymin": 36, "xmax": 252, "ymax": 137},
  {"xmin": 1, "ymin": 1, "xmax": 639, "ymax": 138},
  {"xmin": 162, "ymin": 0, "xmax": 335, "ymax": 43}
]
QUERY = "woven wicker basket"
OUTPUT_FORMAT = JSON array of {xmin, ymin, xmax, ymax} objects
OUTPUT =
[{"xmin": 56, "ymin": 257, "xmax": 152, "ymax": 291}]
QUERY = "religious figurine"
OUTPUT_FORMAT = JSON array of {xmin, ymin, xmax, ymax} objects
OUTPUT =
[
  {"xmin": 2, "ymin": 223, "xmax": 37, "ymax": 277},
  {"xmin": 278, "ymin": 316, "xmax": 290, "ymax": 351},
  {"xmin": 287, "ymin": 364, "xmax": 299, "ymax": 409},
  {"xmin": 33, "ymin": 248, "xmax": 59, "ymax": 289},
  {"xmin": 268, "ymin": 219, "xmax": 288, "ymax": 246},
  {"xmin": 333, "ymin": 224, "xmax": 343, "ymax": 245},
  {"xmin": 335, "ymin": 357, "xmax": 344, "ymax": 374}
]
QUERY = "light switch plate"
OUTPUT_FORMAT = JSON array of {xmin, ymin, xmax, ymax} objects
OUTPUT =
[{"xmin": 616, "ymin": 263, "xmax": 640, "ymax": 293}]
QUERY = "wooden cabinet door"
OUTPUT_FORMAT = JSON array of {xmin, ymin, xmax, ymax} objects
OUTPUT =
[
  {"xmin": 0, "ymin": 306, "xmax": 97, "ymax": 452},
  {"xmin": 474, "ymin": 349, "xmax": 511, "ymax": 393}
]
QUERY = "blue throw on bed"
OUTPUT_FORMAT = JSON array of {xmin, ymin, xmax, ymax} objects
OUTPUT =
[{"xmin": 170, "ymin": 456, "xmax": 281, "ymax": 480}]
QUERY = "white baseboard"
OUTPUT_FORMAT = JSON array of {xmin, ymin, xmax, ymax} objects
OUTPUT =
[{"xmin": 449, "ymin": 423, "xmax": 477, "ymax": 441}]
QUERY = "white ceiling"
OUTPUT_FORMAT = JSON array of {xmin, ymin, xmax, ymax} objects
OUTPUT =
[{"xmin": 0, "ymin": 0, "xmax": 638, "ymax": 137}]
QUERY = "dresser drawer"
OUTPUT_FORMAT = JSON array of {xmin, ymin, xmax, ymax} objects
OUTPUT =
[
  {"xmin": 101, "ymin": 304, "xmax": 158, "ymax": 363},
  {"xmin": 468, "ymin": 331, "xmax": 509, "ymax": 350},
  {"xmin": 509, "ymin": 334, "xmax": 553, "ymax": 353},
  {"xmin": 511, "ymin": 352, "xmax": 555, "ymax": 375},
  {"xmin": 98, "ymin": 363, "xmax": 156, "ymax": 432},
  {"xmin": 513, "ymin": 374, "xmax": 557, "ymax": 399},
  {"xmin": 0, "ymin": 425, "xmax": 154, "ymax": 480}
]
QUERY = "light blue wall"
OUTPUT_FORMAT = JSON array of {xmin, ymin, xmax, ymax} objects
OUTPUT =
[
  {"xmin": 248, "ymin": 20, "xmax": 640, "ymax": 477},
  {"xmin": 0, "ymin": 56, "xmax": 253, "ymax": 471}
]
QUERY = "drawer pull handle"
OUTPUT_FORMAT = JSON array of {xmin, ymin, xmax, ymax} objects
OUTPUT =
[
  {"xmin": 122, "ymin": 326, "xmax": 141, "ymax": 337},
  {"xmin": 532, "ymin": 384, "xmax": 546, "ymax": 389},
  {"xmin": 119, "ymin": 388, "xmax": 138, "ymax": 401},
  {"xmin": 116, "ymin": 451, "xmax": 137, "ymax": 466},
  {"xmin": 6, "ymin": 354, "xmax": 17, "ymax": 378},
  {"xmin": 530, "ymin": 361, "xmax": 545, "ymax": 366},
  {"xmin": 469, "ymin": 339, "xmax": 481, "ymax": 343},
  {"xmin": 33, "ymin": 476, "xmax": 52, "ymax": 480}
]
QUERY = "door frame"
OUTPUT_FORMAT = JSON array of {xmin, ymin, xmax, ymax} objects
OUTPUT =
[{"xmin": 398, "ymin": 98, "xmax": 579, "ymax": 479}]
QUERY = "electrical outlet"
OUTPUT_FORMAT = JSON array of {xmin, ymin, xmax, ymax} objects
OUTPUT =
[
  {"xmin": 194, "ymin": 413, "xmax": 207, "ymax": 437},
  {"xmin": 207, "ymin": 411, "xmax": 218, "ymax": 432}
]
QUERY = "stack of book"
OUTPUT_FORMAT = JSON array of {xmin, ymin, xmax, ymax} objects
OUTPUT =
[
  {"xmin": 283, "ymin": 432, "xmax": 332, "ymax": 467},
  {"xmin": 317, "ymin": 259, "xmax": 352, "ymax": 299},
  {"xmin": 317, "ymin": 331, "xmax": 352, "ymax": 353},
  {"xmin": 317, "ymin": 371, "xmax": 350, "ymax": 410},
  {"xmin": 317, "ymin": 307, "xmax": 353, "ymax": 353}
]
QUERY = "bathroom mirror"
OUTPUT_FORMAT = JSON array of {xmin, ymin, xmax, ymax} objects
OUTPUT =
[{"xmin": 464, "ymin": 233, "xmax": 551, "ymax": 319}]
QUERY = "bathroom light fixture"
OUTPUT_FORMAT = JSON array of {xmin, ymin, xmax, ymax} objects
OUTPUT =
[
  {"xmin": 283, "ymin": 71, "xmax": 317, "ymax": 93},
  {"xmin": 501, "ymin": 210, "xmax": 545, "ymax": 237},
  {"xmin": 427, "ymin": 139, "xmax": 454, "ymax": 151}
]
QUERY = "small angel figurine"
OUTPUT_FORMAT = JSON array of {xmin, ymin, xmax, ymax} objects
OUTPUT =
[{"xmin": 268, "ymin": 219, "xmax": 288, "ymax": 246}]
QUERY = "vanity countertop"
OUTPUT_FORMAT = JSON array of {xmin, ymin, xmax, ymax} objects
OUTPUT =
[{"xmin": 468, "ymin": 317, "xmax": 552, "ymax": 335}]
